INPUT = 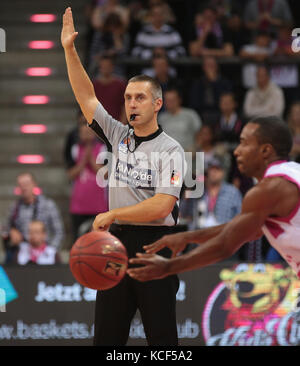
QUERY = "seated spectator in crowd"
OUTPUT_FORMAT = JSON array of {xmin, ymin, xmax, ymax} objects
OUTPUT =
[
  {"xmin": 216, "ymin": 92, "xmax": 243, "ymax": 149},
  {"xmin": 131, "ymin": 4, "xmax": 186, "ymax": 60},
  {"xmin": 181, "ymin": 157, "xmax": 242, "ymax": 234},
  {"xmin": 142, "ymin": 0, "xmax": 176, "ymax": 25},
  {"xmin": 92, "ymin": 55, "xmax": 127, "ymax": 123},
  {"xmin": 240, "ymin": 31, "xmax": 274, "ymax": 88},
  {"xmin": 14, "ymin": 221, "xmax": 60, "ymax": 265},
  {"xmin": 189, "ymin": 56, "xmax": 232, "ymax": 123},
  {"xmin": 208, "ymin": 0, "xmax": 246, "ymax": 20},
  {"xmin": 243, "ymin": 65, "xmax": 285, "ymax": 118},
  {"xmin": 243, "ymin": 0, "xmax": 293, "ymax": 36},
  {"xmin": 189, "ymin": 6, "xmax": 234, "ymax": 58},
  {"xmin": 142, "ymin": 55, "xmax": 178, "ymax": 92},
  {"xmin": 222, "ymin": 13, "xmax": 251, "ymax": 55},
  {"xmin": 192, "ymin": 124, "xmax": 230, "ymax": 175},
  {"xmin": 88, "ymin": 12, "xmax": 129, "ymax": 78},
  {"xmin": 64, "ymin": 111, "xmax": 86, "ymax": 170},
  {"xmin": 3, "ymin": 173, "xmax": 64, "ymax": 263},
  {"xmin": 158, "ymin": 88, "xmax": 202, "ymax": 151},
  {"xmin": 90, "ymin": 0, "xmax": 130, "ymax": 32},
  {"xmin": 270, "ymin": 25, "xmax": 299, "ymax": 90},
  {"xmin": 287, "ymin": 101, "xmax": 300, "ymax": 163},
  {"xmin": 68, "ymin": 123, "xmax": 108, "ymax": 242}
]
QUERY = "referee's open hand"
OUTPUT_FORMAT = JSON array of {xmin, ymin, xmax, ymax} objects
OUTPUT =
[
  {"xmin": 143, "ymin": 233, "xmax": 188, "ymax": 258},
  {"xmin": 61, "ymin": 7, "xmax": 78, "ymax": 50}
]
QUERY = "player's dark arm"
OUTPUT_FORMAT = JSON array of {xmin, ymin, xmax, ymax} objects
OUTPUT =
[
  {"xmin": 61, "ymin": 7, "xmax": 99, "ymax": 124},
  {"xmin": 143, "ymin": 220, "xmax": 263, "ymax": 257},
  {"xmin": 127, "ymin": 181, "xmax": 282, "ymax": 280}
]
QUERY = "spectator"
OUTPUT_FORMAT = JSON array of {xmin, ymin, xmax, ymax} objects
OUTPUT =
[
  {"xmin": 68, "ymin": 123, "xmax": 108, "ymax": 242},
  {"xmin": 131, "ymin": 4, "xmax": 186, "ymax": 60},
  {"xmin": 243, "ymin": 64, "xmax": 285, "ymax": 118},
  {"xmin": 222, "ymin": 13, "xmax": 251, "ymax": 55},
  {"xmin": 143, "ymin": 0, "xmax": 176, "ymax": 25},
  {"xmin": 243, "ymin": 0, "xmax": 293, "ymax": 36},
  {"xmin": 192, "ymin": 124, "xmax": 230, "ymax": 175},
  {"xmin": 88, "ymin": 12, "xmax": 129, "ymax": 78},
  {"xmin": 189, "ymin": 6, "xmax": 234, "ymax": 58},
  {"xmin": 189, "ymin": 56, "xmax": 232, "ymax": 123},
  {"xmin": 240, "ymin": 31, "xmax": 274, "ymax": 88},
  {"xmin": 15, "ymin": 221, "xmax": 60, "ymax": 265},
  {"xmin": 92, "ymin": 55, "xmax": 127, "ymax": 123},
  {"xmin": 158, "ymin": 88, "xmax": 202, "ymax": 151},
  {"xmin": 90, "ymin": 0, "xmax": 130, "ymax": 32},
  {"xmin": 208, "ymin": 0, "xmax": 246, "ymax": 19},
  {"xmin": 287, "ymin": 101, "xmax": 300, "ymax": 163},
  {"xmin": 64, "ymin": 111, "xmax": 86, "ymax": 170},
  {"xmin": 181, "ymin": 157, "xmax": 242, "ymax": 237},
  {"xmin": 216, "ymin": 92, "xmax": 243, "ymax": 148},
  {"xmin": 270, "ymin": 25, "xmax": 299, "ymax": 90},
  {"xmin": 142, "ymin": 55, "xmax": 178, "ymax": 92},
  {"xmin": 3, "ymin": 173, "xmax": 64, "ymax": 263}
]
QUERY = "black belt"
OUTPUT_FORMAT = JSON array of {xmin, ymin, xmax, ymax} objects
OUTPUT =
[{"xmin": 110, "ymin": 223, "xmax": 174, "ymax": 232}]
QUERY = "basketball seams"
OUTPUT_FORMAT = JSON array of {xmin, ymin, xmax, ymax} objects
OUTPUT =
[
  {"xmin": 70, "ymin": 253, "xmax": 127, "ymax": 263},
  {"xmin": 77, "ymin": 261, "xmax": 121, "ymax": 284},
  {"xmin": 75, "ymin": 236, "xmax": 123, "ymax": 250}
]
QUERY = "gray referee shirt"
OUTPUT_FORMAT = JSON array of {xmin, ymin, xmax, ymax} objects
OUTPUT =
[{"xmin": 89, "ymin": 103, "xmax": 185, "ymax": 226}]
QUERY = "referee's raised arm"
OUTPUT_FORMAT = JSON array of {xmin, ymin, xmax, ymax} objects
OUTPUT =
[{"xmin": 61, "ymin": 7, "xmax": 99, "ymax": 124}]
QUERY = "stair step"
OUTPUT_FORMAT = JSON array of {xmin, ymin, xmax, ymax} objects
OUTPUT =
[
  {"xmin": 0, "ymin": 166, "xmax": 69, "ymax": 186},
  {"xmin": 4, "ymin": 24, "xmax": 86, "ymax": 39},
  {"xmin": 0, "ymin": 122, "xmax": 75, "ymax": 135},
  {"xmin": 0, "ymin": 49, "xmax": 85, "ymax": 67},
  {"xmin": 0, "ymin": 78, "xmax": 76, "ymax": 104},
  {"xmin": 0, "ymin": 105, "xmax": 79, "ymax": 124}
]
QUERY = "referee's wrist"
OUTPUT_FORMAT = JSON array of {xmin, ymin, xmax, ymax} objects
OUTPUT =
[{"xmin": 110, "ymin": 208, "xmax": 118, "ymax": 221}]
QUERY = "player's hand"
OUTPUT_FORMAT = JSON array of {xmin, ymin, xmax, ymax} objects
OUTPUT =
[
  {"xmin": 61, "ymin": 7, "xmax": 78, "ymax": 50},
  {"xmin": 127, "ymin": 253, "xmax": 170, "ymax": 282},
  {"xmin": 92, "ymin": 211, "xmax": 115, "ymax": 231},
  {"xmin": 143, "ymin": 233, "xmax": 187, "ymax": 258}
]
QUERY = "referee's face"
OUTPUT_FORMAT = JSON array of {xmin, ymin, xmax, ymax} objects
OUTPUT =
[{"xmin": 124, "ymin": 81, "xmax": 161, "ymax": 128}]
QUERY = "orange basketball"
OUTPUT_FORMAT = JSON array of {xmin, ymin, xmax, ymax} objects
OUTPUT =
[{"xmin": 69, "ymin": 231, "xmax": 128, "ymax": 290}]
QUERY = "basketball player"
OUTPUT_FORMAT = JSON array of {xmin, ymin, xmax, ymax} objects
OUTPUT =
[
  {"xmin": 127, "ymin": 117, "xmax": 300, "ymax": 281},
  {"xmin": 61, "ymin": 8, "xmax": 185, "ymax": 345}
]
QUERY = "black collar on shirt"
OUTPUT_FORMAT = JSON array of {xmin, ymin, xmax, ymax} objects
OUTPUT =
[{"xmin": 133, "ymin": 125, "xmax": 163, "ymax": 148}]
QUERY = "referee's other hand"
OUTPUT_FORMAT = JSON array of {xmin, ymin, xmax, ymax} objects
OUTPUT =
[{"xmin": 92, "ymin": 211, "xmax": 115, "ymax": 231}]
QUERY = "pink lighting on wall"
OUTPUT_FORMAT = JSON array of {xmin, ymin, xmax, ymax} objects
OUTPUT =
[
  {"xmin": 25, "ymin": 67, "xmax": 52, "ymax": 76},
  {"xmin": 30, "ymin": 14, "xmax": 57, "ymax": 23},
  {"xmin": 20, "ymin": 124, "xmax": 47, "ymax": 134},
  {"xmin": 28, "ymin": 41, "xmax": 54, "ymax": 49},
  {"xmin": 22, "ymin": 95, "xmax": 49, "ymax": 104},
  {"xmin": 17, "ymin": 155, "xmax": 45, "ymax": 164}
]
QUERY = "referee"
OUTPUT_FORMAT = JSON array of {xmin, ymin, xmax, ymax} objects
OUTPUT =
[{"xmin": 62, "ymin": 8, "xmax": 185, "ymax": 346}]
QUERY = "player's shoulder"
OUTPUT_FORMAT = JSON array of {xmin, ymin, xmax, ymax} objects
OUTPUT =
[{"xmin": 243, "ymin": 176, "xmax": 293, "ymax": 209}]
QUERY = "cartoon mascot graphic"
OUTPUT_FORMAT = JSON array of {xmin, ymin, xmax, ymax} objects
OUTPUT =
[{"xmin": 203, "ymin": 263, "xmax": 300, "ymax": 346}]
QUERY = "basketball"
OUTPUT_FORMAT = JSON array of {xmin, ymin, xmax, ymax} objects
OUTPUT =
[{"xmin": 69, "ymin": 231, "xmax": 128, "ymax": 290}]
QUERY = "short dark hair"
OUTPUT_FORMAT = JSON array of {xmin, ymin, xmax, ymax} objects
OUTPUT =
[
  {"xmin": 249, "ymin": 116, "xmax": 293, "ymax": 159},
  {"xmin": 128, "ymin": 74, "xmax": 162, "ymax": 100}
]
